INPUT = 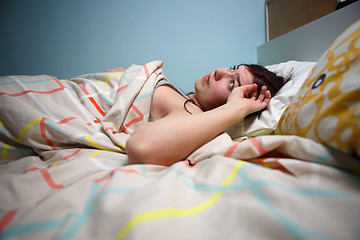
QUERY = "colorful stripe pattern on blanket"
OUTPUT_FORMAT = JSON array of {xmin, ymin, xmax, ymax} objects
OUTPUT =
[
  {"xmin": 1, "ymin": 60, "xmax": 360, "ymax": 239},
  {"xmin": 0, "ymin": 60, "xmax": 164, "ymax": 161},
  {"xmin": 0, "ymin": 135, "xmax": 360, "ymax": 240}
]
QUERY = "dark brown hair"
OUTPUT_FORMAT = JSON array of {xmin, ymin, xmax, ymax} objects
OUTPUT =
[{"xmin": 242, "ymin": 64, "xmax": 290, "ymax": 97}]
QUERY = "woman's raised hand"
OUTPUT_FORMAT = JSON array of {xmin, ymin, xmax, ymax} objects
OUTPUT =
[{"xmin": 227, "ymin": 84, "xmax": 271, "ymax": 115}]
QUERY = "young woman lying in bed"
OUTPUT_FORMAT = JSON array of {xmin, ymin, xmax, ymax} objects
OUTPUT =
[{"xmin": 106, "ymin": 64, "xmax": 288, "ymax": 166}]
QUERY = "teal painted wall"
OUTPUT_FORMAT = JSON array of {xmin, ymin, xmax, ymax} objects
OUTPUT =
[{"xmin": 0, "ymin": 0, "xmax": 265, "ymax": 92}]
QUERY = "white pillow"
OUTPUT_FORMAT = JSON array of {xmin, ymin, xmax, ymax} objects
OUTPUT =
[{"xmin": 226, "ymin": 60, "xmax": 316, "ymax": 140}]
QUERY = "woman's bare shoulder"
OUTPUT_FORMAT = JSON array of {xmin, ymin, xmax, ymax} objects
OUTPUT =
[{"xmin": 151, "ymin": 85, "xmax": 193, "ymax": 120}]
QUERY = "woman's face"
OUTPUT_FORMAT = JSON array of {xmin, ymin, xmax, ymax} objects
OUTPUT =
[{"xmin": 194, "ymin": 65, "xmax": 254, "ymax": 111}]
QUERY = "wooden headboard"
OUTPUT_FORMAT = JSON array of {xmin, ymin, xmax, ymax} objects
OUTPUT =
[{"xmin": 257, "ymin": 1, "xmax": 360, "ymax": 66}]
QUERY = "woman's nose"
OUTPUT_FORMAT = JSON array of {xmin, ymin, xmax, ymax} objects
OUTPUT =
[{"xmin": 214, "ymin": 68, "xmax": 230, "ymax": 81}]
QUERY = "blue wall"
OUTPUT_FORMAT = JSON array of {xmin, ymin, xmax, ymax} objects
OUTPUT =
[{"xmin": 0, "ymin": 0, "xmax": 266, "ymax": 92}]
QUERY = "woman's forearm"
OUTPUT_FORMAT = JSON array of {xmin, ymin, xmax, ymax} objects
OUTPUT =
[
  {"xmin": 126, "ymin": 103, "xmax": 247, "ymax": 166},
  {"xmin": 126, "ymin": 84, "xmax": 270, "ymax": 166}
]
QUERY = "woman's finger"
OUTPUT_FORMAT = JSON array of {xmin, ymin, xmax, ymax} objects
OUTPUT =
[
  {"xmin": 249, "ymin": 84, "xmax": 258, "ymax": 99},
  {"xmin": 264, "ymin": 90, "xmax": 271, "ymax": 103},
  {"xmin": 257, "ymin": 91, "xmax": 265, "ymax": 102},
  {"xmin": 256, "ymin": 85, "xmax": 266, "ymax": 101}
]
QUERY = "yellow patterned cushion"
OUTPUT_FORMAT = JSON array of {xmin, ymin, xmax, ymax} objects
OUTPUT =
[{"xmin": 276, "ymin": 20, "xmax": 360, "ymax": 158}]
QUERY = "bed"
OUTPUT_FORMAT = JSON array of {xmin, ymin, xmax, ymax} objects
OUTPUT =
[{"xmin": 1, "ymin": 10, "xmax": 360, "ymax": 240}]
